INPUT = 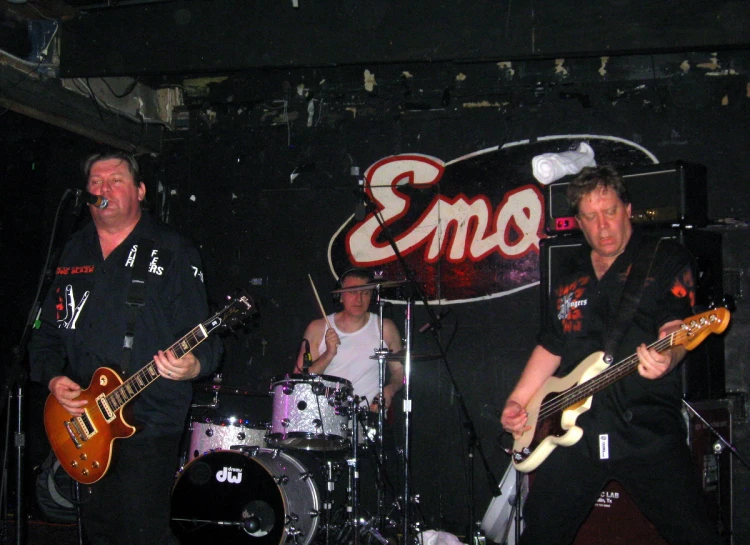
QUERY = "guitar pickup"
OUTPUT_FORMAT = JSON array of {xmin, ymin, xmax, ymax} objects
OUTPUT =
[{"xmin": 96, "ymin": 394, "xmax": 115, "ymax": 423}]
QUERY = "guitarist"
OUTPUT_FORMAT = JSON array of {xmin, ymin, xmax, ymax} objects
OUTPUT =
[
  {"xmin": 500, "ymin": 165, "xmax": 722, "ymax": 545},
  {"xmin": 29, "ymin": 151, "xmax": 223, "ymax": 545}
]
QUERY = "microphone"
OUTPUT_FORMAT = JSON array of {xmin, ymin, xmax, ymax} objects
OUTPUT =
[
  {"xmin": 302, "ymin": 339, "xmax": 312, "ymax": 373},
  {"xmin": 419, "ymin": 309, "xmax": 451, "ymax": 334},
  {"xmin": 75, "ymin": 189, "xmax": 109, "ymax": 209}
]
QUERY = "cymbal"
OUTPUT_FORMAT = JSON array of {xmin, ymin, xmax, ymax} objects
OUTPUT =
[
  {"xmin": 193, "ymin": 384, "xmax": 268, "ymax": 397},
  {"xmin": 331, "ymin": 279, "xmax": 408, "ymax": 294},
  {"xmin": 369, "ymin": 352, "xmax": 441, "ymax": 362}
]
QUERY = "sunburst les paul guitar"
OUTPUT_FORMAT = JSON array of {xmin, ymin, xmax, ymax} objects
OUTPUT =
[
  {"xmin": 44, "ymin": 291, "xmax": 256, "ymax": 484},
  {"xmin": 511, "ymin": 308, "xmax": 731, "ymax": 473}
]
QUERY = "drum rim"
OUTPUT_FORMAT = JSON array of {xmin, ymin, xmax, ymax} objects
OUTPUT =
[
  {"xmin": 270, "ymin": 373, "xmax": 353, "ymax": 388},
  {"xmin": 266, "ymin": 432, "xmax": 349, "ymax": 450},
  {"xmin": 190, "ymin": 416, "xmax": 269, "ymax": 429}
]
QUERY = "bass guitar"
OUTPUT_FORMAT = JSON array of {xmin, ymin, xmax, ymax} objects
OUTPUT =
[
  {"xmin": 511, "ymin": 308, "xmax": 731, "ymax": 473},
  {"xmin": 44, "ymin": 291, "xmax": 256, "ymax": 484}
]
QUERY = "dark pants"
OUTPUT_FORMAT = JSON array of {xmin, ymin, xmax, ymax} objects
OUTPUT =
[
  {"xmin": 519, "ymin": 441, "xmax": 724, "ymax": 545},
  {"xmin": 80, "ymin": 434, "xmax": 182, "ymax": 545}
]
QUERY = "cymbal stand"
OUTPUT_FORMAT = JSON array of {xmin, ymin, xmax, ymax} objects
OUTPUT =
[
  {"xmin": 401, "ymin": 297, "xmax": 414, "ymax": 545},
  {"xmin": 347, "ymin": 403, "xmax": 362, "ymax": 545},
  {"xmin": 373, "ymin": 285, "xmax": 390, "ymax": 526}
]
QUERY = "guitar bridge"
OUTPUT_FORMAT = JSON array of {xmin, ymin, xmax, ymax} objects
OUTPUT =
[{"xmin": 64, "ymin": 420, "xmax": 83, "ymax": 449}]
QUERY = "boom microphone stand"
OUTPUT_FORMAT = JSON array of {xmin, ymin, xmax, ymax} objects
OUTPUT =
[
  {"xmin": 0, "ymin": 189, "xmax": 90, "ymax": 545},
  {"xmin": 357, "ymin": 184, "xmax": 499, "ymax": 544}
]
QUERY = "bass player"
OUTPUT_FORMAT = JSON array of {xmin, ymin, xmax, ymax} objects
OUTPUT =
[{"xmin": 501, "ymin": 165, "xmax": 723, "ymax": 545}]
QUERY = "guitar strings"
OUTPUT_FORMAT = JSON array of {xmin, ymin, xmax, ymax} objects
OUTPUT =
[
  {"xmin": 105, "ymin": 326, "xmax": 206, "ymax": 412},
  {"xmin": 536, "ymin": 328, "xmax": 688, "ymax": 421}
]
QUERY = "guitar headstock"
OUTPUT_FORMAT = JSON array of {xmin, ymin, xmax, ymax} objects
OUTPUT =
[
  {"xmin": 680, "ymin": 307, "xmax": 731, "ymax": 351},
  {"xmin": 204, "ymin": 290, "xmax": 258, "ymax": 334}
]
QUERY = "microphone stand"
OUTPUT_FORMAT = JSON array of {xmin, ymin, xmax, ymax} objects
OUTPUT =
[
  {"xmin": 0, "ymin": 189, "xmax": 88, "ymax": 545},
  {"xmin": 357, "ymin": 191, "xmax": 498, "ymax": 544}
]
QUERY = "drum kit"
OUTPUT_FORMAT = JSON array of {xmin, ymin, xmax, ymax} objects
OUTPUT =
[{"xmin": 170, "ymin": 277, "xmax": 437, "ymax": 545}]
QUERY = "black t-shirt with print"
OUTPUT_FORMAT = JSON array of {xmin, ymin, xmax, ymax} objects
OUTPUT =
[{"xmin": 538, "ymin": 228, "xmax": 696, "ymax": 460}]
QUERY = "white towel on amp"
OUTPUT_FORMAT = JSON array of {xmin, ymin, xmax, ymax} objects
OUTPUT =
[{"xmin": 531, "ymin": 141, "xmax": 596, "ymax": 185}]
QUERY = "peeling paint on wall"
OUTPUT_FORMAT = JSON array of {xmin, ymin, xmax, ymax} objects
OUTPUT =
[
  {"xmin": 497, "ymin": 61, "xmax": 515, "ymax": 78},
  {"xmin": 697, "ymin": 53, "xmax": 720, "ymax": 71},
  {"xmin": 462, "ymin": 100, "xmax": 508, "ymax": 108},
  {"xmin": 599, "ymin": 57, "xmax": 609, "ymax": 77},
  {"xmin": 182, "ymin": 76, "xmax": 229, "ymax": 97},
  {"xmin": 554, "ymin": 59, "xmax": 569, "ymax": 77},
  {"xmin": 364, "ymin": 69, "xmax": 377, "ymax": 92}
]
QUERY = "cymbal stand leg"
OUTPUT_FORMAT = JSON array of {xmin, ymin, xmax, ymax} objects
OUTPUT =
[
  {"xmin": 324, "ymin": 459, "xmax": 336, "ymax": 545},
  {"xmin": 402, "ymin": 297, "xmax": 414, "ymax": 545},
  {"xmin": 374, "ymin": 288, "xmax": 389, "ymax": 527},
  {"xmin": 348, "ymin": 407, "xmax": 360, "ymax": 545}
]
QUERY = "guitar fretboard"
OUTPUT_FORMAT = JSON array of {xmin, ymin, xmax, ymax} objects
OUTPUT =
[
  {"xmin": 105, "ymin": 324, "xmax": 208, "ymax": 412},
  {"xmin": 537, "ymin": 330, "xmax": 682, "ymax": 422}
]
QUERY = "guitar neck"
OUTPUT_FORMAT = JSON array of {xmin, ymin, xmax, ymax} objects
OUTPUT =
[
  {"xmin": 547, "ymin": 331, "xmax": 678, "ymax": 413},
  {"xmin": 105, "ymin": 323, "xmax": 209, "ymax": 412}
]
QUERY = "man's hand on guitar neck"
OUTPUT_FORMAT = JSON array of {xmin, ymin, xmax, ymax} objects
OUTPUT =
[
  {"xmin": 154, "ymin": 349, "xmax": 201, "ymax": 381},
  {"xmin": 501, "ymin": 399, "xmax": 531, "ymax": 440},
  {"xmin": 636, "ymin": 319, "xmax": 686, "ymax": 380},
  {"xmin": 48, "ymin": 376, "xmax": 87, "ymax": 417}
]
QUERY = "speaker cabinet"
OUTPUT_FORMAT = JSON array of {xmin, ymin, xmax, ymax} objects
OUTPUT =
[
  {"xmin": 572, "ymin": 400, "xmax": 732, "ymax": 544},
  {"xmin": 545, "ymin": 161, "xmax": 708, "ymax": 234},
  {"xmin": 540, "ymin": 228, "xmax": 725, "ymax": 399}
]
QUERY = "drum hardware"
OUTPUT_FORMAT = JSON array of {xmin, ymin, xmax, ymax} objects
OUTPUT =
[{"xmin": 369, "ymin": 353, "xmax": 441, "ymax": 363}]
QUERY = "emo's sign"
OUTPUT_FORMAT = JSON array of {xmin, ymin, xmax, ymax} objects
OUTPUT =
[{"xmin": 328, "ymin": 135, "xmax": 657, "ymax": 304}]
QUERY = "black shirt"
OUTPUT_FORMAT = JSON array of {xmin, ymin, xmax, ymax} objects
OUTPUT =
[
  {"xmin": 538, "ymin": 228, "xmax": 695, "ymax": 460},
  {"xmin": 30, "ymin": 213, "xmax": 223, "ymax": 437}
]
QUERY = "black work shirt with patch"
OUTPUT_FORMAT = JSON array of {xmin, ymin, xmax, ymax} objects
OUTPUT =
[
  {"xmin": 30, "ymin": 213, "xmax": 223, "ymax": 437},
  {"xmin": 537, "ymin": 228, "xmax": 696, "ymax": 461}
]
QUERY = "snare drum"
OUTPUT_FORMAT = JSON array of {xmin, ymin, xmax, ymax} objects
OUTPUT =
[
  {"xmin": 267, "ymin": 374, "xmax": 353, "ymax": 451},
  {"xmin": 187, "ymin": 416, "xmax": 267, "ymax": 460}
]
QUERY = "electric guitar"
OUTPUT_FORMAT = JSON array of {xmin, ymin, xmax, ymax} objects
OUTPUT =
[
  {"xmin": 44, "ymin": 291, "xmax": 256, "ymax": 484},
  {"xmin": 511, "ymin": 308, "xmax": 731, "ymax": 473}
]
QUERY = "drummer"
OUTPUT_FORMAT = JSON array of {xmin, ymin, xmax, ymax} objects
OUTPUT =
[{"xmin": 295, "ymin": 267, "xmax": 404, "ymax": 414}]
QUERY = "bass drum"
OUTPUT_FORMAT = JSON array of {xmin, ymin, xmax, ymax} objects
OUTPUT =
[{"xmin": 171, "ymin": 449, "xmax": 320, "ymax": 545}]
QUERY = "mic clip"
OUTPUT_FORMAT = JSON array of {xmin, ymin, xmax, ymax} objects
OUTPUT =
[{"xmin": 302, "ymin": 339, "xmax": 312, "ymax": 374}]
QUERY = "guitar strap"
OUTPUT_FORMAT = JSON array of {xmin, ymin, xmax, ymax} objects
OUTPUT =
[
  {"xmin": 120, "ymin": 238, "xmax": 155, "ymax": 375},
  {"xmin": 602, "ymin": 234, "xmax": 662, "ymax": 363}
]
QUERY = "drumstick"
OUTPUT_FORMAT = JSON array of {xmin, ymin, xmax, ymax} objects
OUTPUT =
[{"xmin": 308, "ymin": 274, "xmax": 333, "ymax": 329}]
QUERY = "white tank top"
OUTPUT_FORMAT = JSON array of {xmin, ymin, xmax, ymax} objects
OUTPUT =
[{"xmin": 319, "ymin": 312, "xmax": 383, "ymax": 403}]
